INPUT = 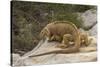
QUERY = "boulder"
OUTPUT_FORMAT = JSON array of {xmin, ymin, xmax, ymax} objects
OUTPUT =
[
  {"xmin": 78, "ymin": 9, "xmax": 97, "ymax": 39},
  {"xmin": 88, "ymin": 24, "xmax": 97, "ymax": 38},
  {"xmin": 80, "ymin": 9, "xmax": 97, "ymax": 29}
]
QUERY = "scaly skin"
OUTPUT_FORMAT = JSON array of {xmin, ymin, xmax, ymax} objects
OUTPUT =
[
  {"xmin": 29, "ymin": 21, "xmax": 96, "ymax": 57},
  {"xmin": 29, "ymin": 21, "xmax": 81, "ymax": 57}
]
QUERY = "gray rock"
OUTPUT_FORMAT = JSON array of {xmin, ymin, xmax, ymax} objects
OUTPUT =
[
  {"xmin": 79, "ymin": 28, "xmax": 85, "ymax": 32},
  {"xmin": 78, "ymin": 9, "xmax": 97, "ymax": 38},
  {"xmin": 80, "ymin": 9, "xmax": 97, "ymax": 28},
  {"xmin": 88, "ymin": 24, "xmax": 97, "ymax": 38}
]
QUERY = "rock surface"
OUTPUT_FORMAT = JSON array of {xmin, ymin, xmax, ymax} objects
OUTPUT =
[
  {"xmin": 12, "ymin": 40, "xmax": 97, "ymax": 66},
  {"xmin": 88, "ymin": 24, "xmax": 97, "ymax": 38},
  {"xmin": 80, "ymin": 9, "xmax": 97, "ymax": 28},
  {"xmin": 12, "ymin": 53, "xmax": 21, "ymax": 66},
  {"xmin": 77, "ymin": 9, "xmax": 97, "ymax": 37}
]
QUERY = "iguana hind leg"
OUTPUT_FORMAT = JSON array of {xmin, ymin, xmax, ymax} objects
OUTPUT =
[{"xmin": 57, "ymin": 34, "xmax": 74, "ymax": 48}]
